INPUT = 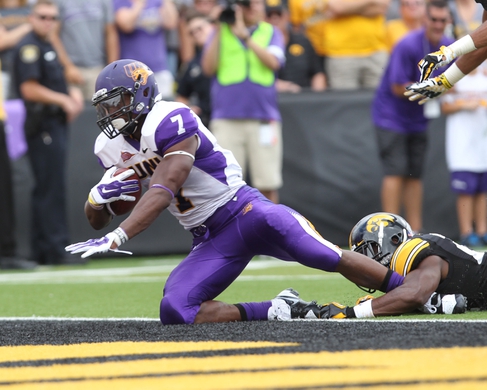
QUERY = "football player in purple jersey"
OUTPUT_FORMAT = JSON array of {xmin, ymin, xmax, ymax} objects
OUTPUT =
[{"xmin": 66, "ymin": 59, "xmax": 406, "ymax": 325}]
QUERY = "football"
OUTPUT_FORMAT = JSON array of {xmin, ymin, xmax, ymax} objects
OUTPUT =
[{"xmin": 106, "ymin": 168, "xmax": 142, "ymax": 216}]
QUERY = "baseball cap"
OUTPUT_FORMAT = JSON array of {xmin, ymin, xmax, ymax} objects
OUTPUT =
[{"xmin": 265, "ymin": 0, "xmax": 285, "ymax": 15}]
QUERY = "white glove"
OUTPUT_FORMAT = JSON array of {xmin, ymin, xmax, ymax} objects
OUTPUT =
[
  {"xmin": 419, "ymin": 292, "xmax": 467, "ymax": 315},
  {"xmin": 89, "ymin": 166, "xmax": 140, "ymax": 205},
  {"xmin": 404, "ymin": 73, "xmax": 453, "ymax": 105},
  {"xmin": 418, "ymin": 45, "xmax": 456, "ymax": 82},
  {"xmin": 65, "ymin": 228, "xmax": 132, "ymax": 258}
]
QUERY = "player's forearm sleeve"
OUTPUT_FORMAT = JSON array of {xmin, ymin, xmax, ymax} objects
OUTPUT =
[{"xmin": 379, "ymin": 269, "xmax": 404, "ymax": 293}]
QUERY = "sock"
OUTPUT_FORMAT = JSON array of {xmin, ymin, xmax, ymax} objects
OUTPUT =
[{"xmin": 236, "ymin": 301, "xmax": 273, "ymax": 321}]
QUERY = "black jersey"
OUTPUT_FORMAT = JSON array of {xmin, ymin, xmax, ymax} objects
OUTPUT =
[{"xmin": 389, "ymin": 233, "xmax": 487, "ymax": 309}]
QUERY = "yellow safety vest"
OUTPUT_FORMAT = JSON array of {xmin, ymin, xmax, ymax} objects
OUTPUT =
[{"xmin": 217, "ymin": 22, "xmax": 275, "ymax": 86}]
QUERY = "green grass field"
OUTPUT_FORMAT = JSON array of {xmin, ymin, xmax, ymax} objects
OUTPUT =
[{"xmin": 1, "ymin": 255, "xmax": 486, "ymax": 320}]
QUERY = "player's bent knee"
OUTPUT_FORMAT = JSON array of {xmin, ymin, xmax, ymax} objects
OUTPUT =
[{"xmin": 159, "ymin": 296, "xmax": 198, "ymax": 325}]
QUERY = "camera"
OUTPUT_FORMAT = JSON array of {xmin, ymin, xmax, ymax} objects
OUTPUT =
[{"xmin": 219, "ymin": 0, "xmax": 251, "ymax": 24}]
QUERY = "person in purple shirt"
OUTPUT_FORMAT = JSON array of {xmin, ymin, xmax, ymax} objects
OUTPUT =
[
  {"xmin": 113, "ymin": 0, "xmax": 178, "ymax": 99},
  {"xmin": 201, "ymin": 0, "xmax": 284, "ymax": 204},
  {"xmin": 371, "ymin": 0, "xmax": 454, "ymax": 235}
]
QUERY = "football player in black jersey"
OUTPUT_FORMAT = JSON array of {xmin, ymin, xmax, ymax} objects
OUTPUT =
[{"xmin": 321, "ymin": 212, "xmax": 476, "ymax": 319}]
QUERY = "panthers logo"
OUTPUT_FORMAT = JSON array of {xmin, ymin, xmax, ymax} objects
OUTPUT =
[
  {"xmin": 123, "ymin": 62, "xmax": 153, "ymax": 85},
  {"xmin": 366, "ymin": 213, "xmax": 395, "ymax": 233}
]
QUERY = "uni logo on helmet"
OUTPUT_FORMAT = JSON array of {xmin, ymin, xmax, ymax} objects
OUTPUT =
[
  {"xmin": 366, "ymin": 213, "xmax": 395, "ymax": 233},
  {"xmin": 123, "ymin": 62, "xmax": 153, "ymax": 85}
]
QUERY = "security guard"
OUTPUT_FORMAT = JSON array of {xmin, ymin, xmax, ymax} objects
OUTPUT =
[{"xmin": 12, "ymin": 0, "xmax": 83, "ymax": 265}]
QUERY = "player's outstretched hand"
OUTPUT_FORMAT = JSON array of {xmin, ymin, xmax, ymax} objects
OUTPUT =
[
  {"xmin": 404, "ymin": 74, "xmax": 453, "ymax": 105},
  {"xmin": 418, "ymin": 45, "xmax": 455, "ymax": 82},
  {"xmin": 320, "ymin": 302, "xmax": 355, "ymax": 319},
  {"xmin": 65, "ymin": 232, "xmax": 133, "ymax": 258},
  {"xmin": 90, "ymin": 166, "xmax": 140, "ymax": 205}
]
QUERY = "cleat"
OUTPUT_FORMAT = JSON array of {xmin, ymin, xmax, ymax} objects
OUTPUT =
[{"xmin": 275, "ymin": 288, "xmax": 323, "ymax": 319}]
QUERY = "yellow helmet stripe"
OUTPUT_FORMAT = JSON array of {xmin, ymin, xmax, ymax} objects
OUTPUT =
[{"xmin": 390, "ymin": 238, "xmax": 430, "ymax": 276}]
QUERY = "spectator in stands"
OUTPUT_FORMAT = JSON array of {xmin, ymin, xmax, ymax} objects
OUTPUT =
[
  {"xmin": 175, "ymin": 11, "xmax": 213, "ymax": 127},
  {"xmin": 449, "ymin": 0, "xmax": 484, "ymax": 39},
  {"xmin": 114, "ymin": 0, "xmax": 179, "ymax": 100},
  {"xmin": 50, "ymin": 0, "xmax": 119, "ymax": 102},
  {"xmin": 0, "ymin": 59, "xmax": 37, "ymax": 269},
  {"xmin": 441, "ymin": 63, "xmax": 487, "ymax": 248},
  {"xmin": 12, "ymin": 0, "xmax": 84, "ymax": 265},
  {"xmin": 178, "ymin": 0, "xmax": 219, "ymax": 67},
  {"xmin": 201, "ymin": 0, "xmax": 284, "ymax": 203},
  {"xmin": 385, "ymin": 0, "xmax": 426, "ymax": 51},
  {"xmin": 0, "ymin": 0, "xmax": 32, "ymax": 99},
  {"xmin": 371, "ymin": 0, "xmax": 453, "ymax": 234},
  {"xmin": 288, "ymin": 0, "xmax": 390, "ymax": 90},
  {"xmin": 265, "ymin": 0, "xmax": 325, "ymax": 93}
]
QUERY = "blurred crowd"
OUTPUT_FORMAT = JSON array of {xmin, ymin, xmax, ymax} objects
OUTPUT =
[{"xmin": 1, "ymin": 0, "xmax": 480, "ymax": 103}]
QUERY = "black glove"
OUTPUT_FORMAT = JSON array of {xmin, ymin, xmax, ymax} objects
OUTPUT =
[
  {"xmin": 419, "ymin": 292, "xmax": 467, "ymax": 314},
  {"xmin": 320, "ymin": 302, "xmax": 356, "ymax": 319}
]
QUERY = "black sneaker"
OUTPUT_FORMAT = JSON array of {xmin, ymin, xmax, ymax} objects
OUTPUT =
[{"xmin": 275, "ymin": 288, "xmax": 323, "ymax": 319}]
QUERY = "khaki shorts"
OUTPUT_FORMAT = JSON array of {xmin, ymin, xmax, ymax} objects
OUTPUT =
[
  {"xmin": 75, "ymin": 66, "xmax": 104, "ymax": 101},
  {"xmin": 210, "ymin": 119, "xmax": 283, "ymax": 190}
]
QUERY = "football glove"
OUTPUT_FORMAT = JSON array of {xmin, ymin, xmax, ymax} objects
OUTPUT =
[
  {"xmin": 320, "ymin": 302, "xmax": 356, "ymax": 319},
  {"xmin": 89, "ymin": 166, "xmax": 140, "ymax": 206},
  {"xmin": 65, "ymin": 231, "xmax": 133, "ymax": 259},
  {"xmin": 404, "ymin": 73, "xmax": 453, "ymax": 105},
  {"xmin": 418, "ymin": 292, "xmax": 467, "ymax": 315},
  {"xmin": 418, "ymin": 45, "xmax": 455, "ymax": 82}
]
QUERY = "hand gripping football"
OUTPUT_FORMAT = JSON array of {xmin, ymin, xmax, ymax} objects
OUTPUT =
[{"xmin": 106, "ymin": 168, "xmax": 142, "ymax": 216}]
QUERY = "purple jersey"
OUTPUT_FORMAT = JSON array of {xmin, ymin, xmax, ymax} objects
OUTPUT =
[
  {"xmin": 371, "ymin": 29, "xmax": 454, "ymax": 133},
  {"xmin": 113, "ymin": 0, "xmax": 168, "ymax": 72}
]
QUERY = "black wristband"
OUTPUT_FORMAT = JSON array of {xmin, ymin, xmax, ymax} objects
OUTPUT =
[
  {"xmin": 379, "ymin": 268, "xmax": 393, "ymax": 293},
  {"xmin": 345, "ymin": 306, "xmax": 356, "ymax": 318}
]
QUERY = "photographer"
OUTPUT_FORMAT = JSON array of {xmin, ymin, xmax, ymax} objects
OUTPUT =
[{"xmin": 201, "ymin": 0, "xmax": 285, "ymax": 204}]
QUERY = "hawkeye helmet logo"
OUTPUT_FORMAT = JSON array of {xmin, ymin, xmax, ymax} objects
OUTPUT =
[
  {"xmin": 366, "ymin": 213, "xmax": 395, "ymax": 233},
  {"xmin": 124, "ymin": 62, "xmax": 153, "ymax": 85}
]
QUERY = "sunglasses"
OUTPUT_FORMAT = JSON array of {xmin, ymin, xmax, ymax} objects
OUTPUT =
[
  {"xmin": 35, "ymin": 14, "xmax": 59, "ymax": 21},
  {"xmin": 189, "ymin": 25, "xmax": 204, "ymax": 36},
  {"xmin": 428, "ymin": 16, "xmax": 449, "ymax": 24},
  {"xmin": 401, "ymin": 1, "xmax": 423, "ymax": 6}
]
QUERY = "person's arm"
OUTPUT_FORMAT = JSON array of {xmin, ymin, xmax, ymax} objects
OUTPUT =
[
  {"xmin": 201, "ymin": 26, "xmax": 220, "ymax": 76},
  {"xmin": 80, "ymin": 134, "xmax": 197, "ymax": 244},
  {"xmin": 104, "ymin": 22, "xmax": 120, "ymax": 64},
  {"xmin": 20, "ymin": 79, "xmax": 79, "ymax": 118},
  {"xmin": 0, "ymin": 23, "xmax": 32, "ymax": 51},
  {"xmin": 115, "ymin": 0, "xmax": 146, "ymax": 33},
  {"xmin": 160, "ymin": 0, "xmax": 179, "ymax": 30},
  {"xmin": 310, "ymin": 72, "xmax": 326, "ymax": 91},
  {"xmin": 50, "ymin": 24, "xmax": 84, "ymax": 85},
  {"xmin": 368, "ymin": 256, "xmax": 443, "ymax": 316}
]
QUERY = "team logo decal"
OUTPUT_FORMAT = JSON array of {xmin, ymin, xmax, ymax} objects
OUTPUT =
[
  {"xmin": 124, "ymin": 62, "xmax": 153, "ymax": 85},
  {"xmin": 121, "ymin": 151, "xmax": 135, "ymax": 162},
  {"xmin": 20, "ymin": 45, "xmax": 40, "ymax": 63},
  {"xmin": 366, "ymin": 213, "xmax": 395, "ymax": 233},
  {"xmin": 289, "ymin": 44, "xmax": 304, "ymax": 57}
]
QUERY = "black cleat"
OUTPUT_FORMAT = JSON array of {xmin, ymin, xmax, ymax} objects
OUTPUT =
[{"xmin": 275, "ymin": 288, "xmax": 323, "ymax": 319}]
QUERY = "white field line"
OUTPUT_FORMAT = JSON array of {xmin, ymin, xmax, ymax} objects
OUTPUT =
[
  {"xmin": 0, "ymin": 259, "xmax": 331, "ymax": 284},
  {"xmin": 1, "ymin": 317, "xmax": 487, "ymax": 323}
]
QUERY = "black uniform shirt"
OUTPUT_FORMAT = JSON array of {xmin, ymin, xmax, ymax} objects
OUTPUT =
[{"xmin": 12, "ymin": 31, "xmax": 67, "ymax": 98}]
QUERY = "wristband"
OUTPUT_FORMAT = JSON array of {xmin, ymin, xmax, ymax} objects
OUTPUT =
[
  {"xmin": 443, "ymin": 63, "xmax": 466, "ymax": 86},
  {"xmin": 88, "ymin": 193, "xmax": 104, "ymax": 210},
  {"xmin": 112, "ymin": 227, "xmax": 129, "ymax": 246},
  {"xmin": 353, "ymin": 299, "xmax": 375, "ymax": 318},
  {"xmin": 448, "ymin": 34, "xmax": 477, "ymax": 57}
]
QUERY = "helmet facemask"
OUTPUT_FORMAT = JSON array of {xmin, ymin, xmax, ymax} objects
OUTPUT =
[{"xmin": 93, "ymin": 86, "xmax": 144, "ymax": 139}]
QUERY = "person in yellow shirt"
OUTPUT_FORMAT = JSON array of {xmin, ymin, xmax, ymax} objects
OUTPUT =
[
  {"xmin": 386, "ymin": 0, "xmax": 426, "ymax": 51},
  {"xmin": 288, "ymin": 0, "xmax": 390, "ymax": 90}
]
